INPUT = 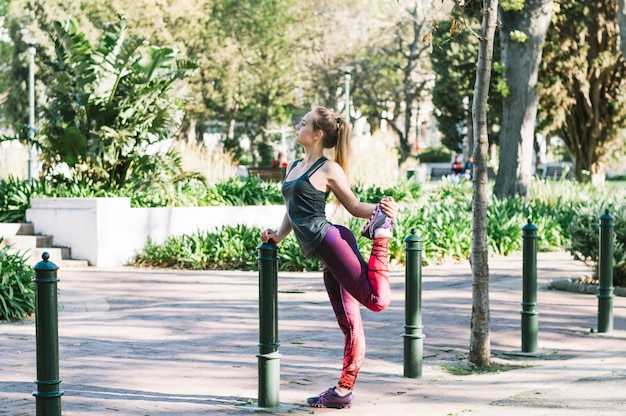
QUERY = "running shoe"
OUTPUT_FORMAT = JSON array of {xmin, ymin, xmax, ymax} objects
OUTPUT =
[
  {"xmin": 361, "ymin": 203, "xmax": 393, "ymax": 239},
  {"xmin": 307, "ymin": 387, "xmax": 354, "ymax": 409}
]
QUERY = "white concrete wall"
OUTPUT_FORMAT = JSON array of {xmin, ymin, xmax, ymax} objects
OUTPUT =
[{"xmin": 26, "ymin": 198, "xmax": 290, "ymax": 267}]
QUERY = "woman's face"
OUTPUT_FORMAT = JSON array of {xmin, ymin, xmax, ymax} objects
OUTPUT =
[{"xmin": 295, "ymin": 111, "xmax": 317, "ymax": 145}]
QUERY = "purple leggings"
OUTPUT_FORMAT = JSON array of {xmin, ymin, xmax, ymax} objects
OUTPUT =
[{"xmin": 312, "ymin": 224, "xmax": 390, "ymax": 390}]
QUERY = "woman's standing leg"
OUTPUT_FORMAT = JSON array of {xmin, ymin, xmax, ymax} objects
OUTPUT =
[
  {"xmin": 309, "ymin": 225, "xmax": 392, "ymax": 399},
  {"xmin": 322, "ymin": 268, "xmax": 365, "ymax": 391}
]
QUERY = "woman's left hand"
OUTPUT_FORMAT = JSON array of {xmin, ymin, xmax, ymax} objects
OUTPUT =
[{"xmin": 380, "ymin": 196, "xmax": 398, "ymax": 219}]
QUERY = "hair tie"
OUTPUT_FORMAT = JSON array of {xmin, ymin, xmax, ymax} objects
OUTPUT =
[{"xmin": 336, "ymin": 117, "xmax": 341, "ymax": 129}]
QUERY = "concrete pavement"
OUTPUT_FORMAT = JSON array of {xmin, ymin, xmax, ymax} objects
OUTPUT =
[{"xmin": 1, "ymin": 251, "xmax": 625, "ymax": 415}]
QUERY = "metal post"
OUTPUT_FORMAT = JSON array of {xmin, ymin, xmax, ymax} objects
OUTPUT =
[
  {"xmin": 32, "ymin": 252, "xmax": 63, "ymax": 416},
  {"xmin": 344, "ymin": 71, "xmax": 351, "ymax": 125},
  {"xmin": 403, "ymin": 229, "xmax": 424, "ymax": 378},
  {"xmin": 521, "ymin": 219, "xmax": 538, "ymax": 353},
  {"xmin": 257, "ymin": 241, "xmax": 280, "ymax": 408},
  {"xmin": 597, "ymin": 209, "xmax": 614, "ymax": 333},
  {"xmin": 28, "ymin": 46, "xmax": 36, "ymax": 182}
]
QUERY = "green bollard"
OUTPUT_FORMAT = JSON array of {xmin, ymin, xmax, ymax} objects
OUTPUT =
[
  {"xmin": 257, "ymin": 241, "xmax": 280, "ymax": 408},
  {"xmin": 521, "ymin": 219, "xmax": 538, "ymax": 353},
  {"xmin": 32, "ymin": 252, "xmax": 63, "ymax": 416},
  {"xmin": 597, "ymin": 209, "xmax": 614, "ymax": 333},
  {"xmin": 403, "ymin": 229, "xmax": 424, "ymax": 378}
]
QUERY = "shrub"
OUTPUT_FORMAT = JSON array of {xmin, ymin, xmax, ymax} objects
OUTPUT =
[
  {"xmin": 130, "ymin": 180, "xmax": 615, "ymax": 271},
  {"xmin": 569, "ymin": 203, "xmax": 626, "ymax": 287},
  {"xmin": 418, "ymin": 146, "xmax": 453, "ymax": 163},
  {"xmin": 0, "ymin": 240, "xmax": 35, "ymax": 322},
  {"xmin": 0, "ymin": 177, "xmax": 37, "ymax": 223}
]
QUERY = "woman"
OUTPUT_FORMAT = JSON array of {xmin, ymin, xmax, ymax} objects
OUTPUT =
[{"xmin": 260, "ymin": 106, "xmax": 398, "ymax": 409}]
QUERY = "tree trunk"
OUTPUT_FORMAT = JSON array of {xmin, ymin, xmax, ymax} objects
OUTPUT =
[
  {"xmin": 494, "ymin": 0, "xmax": 553, "ymax": 198},
  {"xmin": 619, "ymin": 0, "xmax": 626, "ymax": 57},
  {"xmin": 469, "ymin": 0, "xmax": 499, "ymax": 367},
  {"xmin": 400, "ymin": 91, "xmax": 416, "ymax": 163}
]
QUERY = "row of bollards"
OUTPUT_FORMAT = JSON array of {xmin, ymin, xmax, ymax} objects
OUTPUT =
[
  {"xmin": 256, "ymin": 210, "xmax": 617, "ymax": 407},
  {"xmin": 31, "ymin": 212, "xmax": 615, "ymax": 412},
  {"xmin": 520, "ymin": 210, "xmax": 615, "ymax": 354},
  {"xmin": 254, "ymin": 230, "xmax": 428, "ymax": 408}
]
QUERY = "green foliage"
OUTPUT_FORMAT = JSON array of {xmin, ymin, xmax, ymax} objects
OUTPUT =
[
  {"xmin": 134, "ymin": 224, "xmax": 323, "ymax": 272},
  {"xmin": 509, "ymin": 30, "xmax": 528, "ymax": 43},
  {"xmin": 207, "ymin": 0, "xmax": 299, "ymax": 161},
  {"xmin": 352, "ymin": 178, "xmax": 422, "ymax": 204},
  {"xmin": 38, "ymin": 16, "xmax": 197, "ymax": 190},
  {"xmin": 569, "ymin": 204, "xmax": 626, "ymax": 287},
  {"xmin": 0, "ymin": 177, "xmax": 37, "ymax": 223},
  {"xmin": 539, "ymin": 1, "xmax": 626, "ymax": 182},
  {"xmin": 211, "ymin": 177, "xmax": 283, "ymax": 206},
  {"xmin": 135, "ymin": 225, "xmax": 261, "ymax": 270},
  {"xmin": 0, "ymin": 174, "xmax": 286, "ymax": 222},
  {"xmin": 417, "ymin": 147, "xmax": 452, "ymax": 163},
  {"xmin": 277, "ymin": 235, "xmax": 322, "ymax": 272},
  {"xmin": 5, "ymin": 172, "xmax": 625, "ymax": 284},
  {"xmin": 500, "ymin": 0, "xmax": 526, "ymax": 12},
  {"xmin": 430, "ymin": 4, "xmax": 502, "ymax": 153},
  {"xmin": 0, "ymin": 240, "xmax": 35, "ymax": 322},
  {"xmin": 129, "ymin": 180, "xmax": 626, "ymax": 278}
]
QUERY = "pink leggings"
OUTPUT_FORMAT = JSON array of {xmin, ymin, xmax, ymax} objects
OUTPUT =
[{"xmin": 312, "ymin": 224, "xmax": 390, "ymax": 390}]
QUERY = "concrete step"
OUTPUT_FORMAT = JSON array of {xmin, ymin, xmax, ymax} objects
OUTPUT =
[
  {"xmin": 0, "ymin": 222, "xmax": 35, "ymax": 235},
  {"xmin": 7, "ymin": 247, "xmax": 68, "ymax": 267},
  {"xmin": 1, "ymin": 222, "xmax": 90, "ymax": 267},
  {"xmin": 7, "ymin": 249, "xmax": 90, "ymax": 268},
  {"xmin": 1, "ymin": 234, "xmax": 54, "ymax": 250}
]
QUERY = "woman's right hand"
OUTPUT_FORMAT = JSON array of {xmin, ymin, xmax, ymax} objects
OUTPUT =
[{"xmin": 261, "ymin": 228, "xmax": 280, "ymax": 244}]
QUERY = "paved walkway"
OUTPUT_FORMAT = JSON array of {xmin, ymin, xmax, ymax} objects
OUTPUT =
[{"xmin": 1, "ymin": 251, "xmax": 625, "ymax": 415}]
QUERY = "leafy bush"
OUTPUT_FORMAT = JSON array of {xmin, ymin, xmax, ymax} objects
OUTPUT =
[
  {"xmin": 417, "ymin": 146, "xmax": 453, "ymax": 163},
  {"xmin": 0, "ymin": 174, "xmax": 286, "ymax": 223},
  {"xmin": 0, "ymin": 177, "xmax": 37, "ymax": 223},
  {"xmin": 569, "ymin": 203, "xmax": 626, "ymax": 287},
  {"xmin": 130, "ymin": 180, "xmax": 625, "ymax": 271},
  {"xmin": 352, "ymin": 178, "xmax": 423, "ymax": 204},
  {"xmin": 0, "ymin": 240, "xmax": 35, "ymax": 322},
  {"xmin": 134, "ymin": 225, "xmax": 261, "ymax": 270},
  {"xmin": 276, "ymin": 235, "xmax": 322, "ymax": 272},
  {"xmin": 211, "ymin": 177, "xmax": 283, "ymax": 206},
  {"xmin": 39, "ymin": 17, "xmax": 197, "ymax": 190}
]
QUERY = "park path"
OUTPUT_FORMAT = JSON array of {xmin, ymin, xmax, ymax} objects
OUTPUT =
[{"xmin": 1, "ymin": 251, "xmax": 625, "ymax": 415}]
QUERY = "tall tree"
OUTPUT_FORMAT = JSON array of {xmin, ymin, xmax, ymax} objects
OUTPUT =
[
  {"xmin": 210, "ymin": 0, "xmax": 300, "ymax": 166},
  {"xmin": 494, "ymin": 0, "xmax": 553, "ymax": 198},
  {"xmin": 351, "ymin": 0, "xmax": 435, "ymax": 163},
  {"xmin": 469, "ymin": 0, "xmax": 498, "ymax": 367},
  {"xmin": 430, "ymin": 1, "xmax": 502, "ymax": 157},
  {"xmin": 539, "ymin": 1, "xmax": 626, "ymax": 184},
  {"xmin": 295, "ymin": 0, "xmax": 377, "ymax": 111}
]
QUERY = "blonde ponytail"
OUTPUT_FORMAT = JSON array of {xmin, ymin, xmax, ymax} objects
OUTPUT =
[{"xmin": 311, "ymin": 106, "xmax": 352, "ymax": 180}]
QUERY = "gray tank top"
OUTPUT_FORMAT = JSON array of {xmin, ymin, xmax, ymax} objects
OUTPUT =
[{"xmin": 281, "ymin": 157, "xmax": 331, "ymax": 257}]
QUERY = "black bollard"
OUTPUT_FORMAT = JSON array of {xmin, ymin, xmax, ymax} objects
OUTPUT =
[
  {"xmin": 32, "ymin": 252, "xmax": 63, "ymax": 416},
  {"xmin": 403, "ymin": 229, "xmax": 424, "ymax": 378},
  {"xmin": 597, "ymin": 209, "xmax": 614, "ymax": 333},
  {"xmin": 521, "ymin": 219, "xmax": 538, "ymax": 353},
  {"xmin": 257, "ymin": 241, "xmax": 280, "ymax": 408}
]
